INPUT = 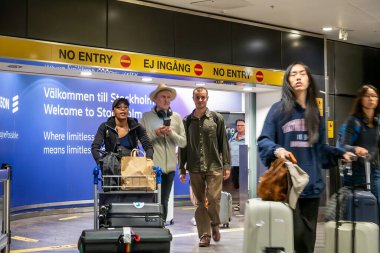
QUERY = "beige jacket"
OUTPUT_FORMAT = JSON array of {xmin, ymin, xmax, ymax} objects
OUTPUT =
[{"xmin": 140, "ymin": 109, "xmax": 187, "ymax": 174}]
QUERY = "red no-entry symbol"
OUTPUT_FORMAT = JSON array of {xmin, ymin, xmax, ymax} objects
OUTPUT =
[
  {"xmin": 194, "ymin": 64, "xmax": 203, "ymax": 76},
  {"xmin": 256, "ymin": 71, "xmax": 264, "ymax": 82},
  {"xmin": 120, "ymin": 55, "xmax": 131, "ymax": 68}
]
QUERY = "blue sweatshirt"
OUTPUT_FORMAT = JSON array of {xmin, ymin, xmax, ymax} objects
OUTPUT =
[{"xmin": 258, "ymin": 101, "xmax": 345, "ymax": 198}]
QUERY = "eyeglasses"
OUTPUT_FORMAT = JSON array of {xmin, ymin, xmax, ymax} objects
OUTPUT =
[
  {"xmin": 115, "ymin": 106, "xmax": 129, "ymax": 110},
  {"xmin": 236, "ymin": 125, "xmax": 245, "ymax": 127},
  {"xmin": 363, "ymin": 95, "xmax": 379, "ymax": 99}
]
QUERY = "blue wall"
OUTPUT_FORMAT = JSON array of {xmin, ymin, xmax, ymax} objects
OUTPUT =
[{"xmin": 0, "ymin": 72, "xmax": 242, "ymax": 209}]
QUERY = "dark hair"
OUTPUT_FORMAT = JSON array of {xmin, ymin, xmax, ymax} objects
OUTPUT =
[
  {"xmin": 351, "ymin": 84, "xmax": 380, "ymax": 121},
  {"xmin": 280, "ymin": 62, "xmax": 320, "ymax": 144},
  {"xmin": 235, "ymin": 119, "xmax": 245, "ymax": 125},
  {"xmin": 112, "ymin": 97, "xmax": 130, "ymax": 110},
  {"xmin": 193, "ymin": 87, "xmax": 208, "ymax": 97}
]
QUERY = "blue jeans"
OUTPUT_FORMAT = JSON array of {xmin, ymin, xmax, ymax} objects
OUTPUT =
[{"xmin": 161, "ymin": 171, "xmax": 175, "ymax": 222}]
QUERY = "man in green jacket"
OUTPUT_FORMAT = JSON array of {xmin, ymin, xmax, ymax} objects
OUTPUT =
[
  {"xmin": 179, "ymin": 87, "xmax": 230, "ymax": 247},
  {"xmin": 141, "ymin": 84, "xmax": 187, "ymax": 223}
]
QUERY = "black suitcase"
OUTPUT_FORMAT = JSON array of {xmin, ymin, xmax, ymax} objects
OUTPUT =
[
  {"xmin": 78, "ymin": 227, "xmax": 172, "ymax": 253},
  {"xmin": 99, "ymin": 202, "xmax": 164, "ymax": 228}
]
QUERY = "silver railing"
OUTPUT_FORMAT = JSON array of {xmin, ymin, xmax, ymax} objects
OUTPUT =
[{"xmin": 0, "ymin": 163, "xmax": 11, "ymax": 253}]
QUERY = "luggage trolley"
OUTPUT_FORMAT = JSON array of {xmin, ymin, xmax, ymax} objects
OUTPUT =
[{"xmin": 93, "ymin": 165, "xmax": 162, "ymax": 229}]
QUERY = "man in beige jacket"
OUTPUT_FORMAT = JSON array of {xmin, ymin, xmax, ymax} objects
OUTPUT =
[{"xmin": 141, "ymin": 84, "xmax": 187, "ymax": 222}]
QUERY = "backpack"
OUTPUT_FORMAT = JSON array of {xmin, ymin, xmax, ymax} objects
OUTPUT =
[{"xmin": 336, "ymin": 116, "xmax": 363, "ymax": 149}]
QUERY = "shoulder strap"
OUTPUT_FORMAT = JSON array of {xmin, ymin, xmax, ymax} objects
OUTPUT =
[
  {"xmin": 210, "ymin": 111, "xmax": 219, "ymax": 124},
  {"xmin": 185, "ymin": 111, "xmax": 220, "ymax": 130},
  {"xmin": 185, "ymin": 114, "xmax": 192, "ymax": 129}
]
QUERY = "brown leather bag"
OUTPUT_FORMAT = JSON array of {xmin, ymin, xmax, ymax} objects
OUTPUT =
[{"xmin": 257, "ymin": 153, "xmax": 297, "ymax": 201}]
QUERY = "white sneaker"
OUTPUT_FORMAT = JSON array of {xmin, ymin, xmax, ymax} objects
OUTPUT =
[{"xmin": 191, "ymin": 217, "xmax": 197, "ymax": 226}]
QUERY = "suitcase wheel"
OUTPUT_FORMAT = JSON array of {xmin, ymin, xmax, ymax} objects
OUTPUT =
[{"xmin": 221, "ymin": 223, "xmax": 229, "ymax": 228}]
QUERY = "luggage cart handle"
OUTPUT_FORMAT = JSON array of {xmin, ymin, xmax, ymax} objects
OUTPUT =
[
  {"xmin": 93, "ymin": 165, "xmax": 100, "ymax": 185},
  {"xmin": 153, "ymin": 166, "xmax": 162, "ymax": 184}
]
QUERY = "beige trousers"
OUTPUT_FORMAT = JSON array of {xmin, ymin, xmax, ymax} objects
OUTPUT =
[{"xmin": 189, "ymin": 169, "xmax": 223, "ymax": 238}]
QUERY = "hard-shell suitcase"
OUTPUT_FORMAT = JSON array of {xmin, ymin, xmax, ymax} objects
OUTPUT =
[
  {"xmin": 166, "ymin": 184, "xmax": 174, "ymax": 225},
  {"xmin": 243, "ymin": 198, "xmax": 294, "ymax": 253},
  {"xmin": 78, "ymin": 227, "xmax": 172, "ymax": 253},
  {"xmin": 344, "ymin": 156, "xmax": 379, "ymax": 224},
  {"xmin": 345, "ymin": 190, "xmax": 379, "ymax": 224},
  {"xmin": 325, "ymin": 221, "xmax": 379, "ymax": 253},
  {"xmin": 99, "ymin": 202, "xmax": 164, "ymax": 228},
  {"xmin": 324, "ymin": 155, "xmax": 380, "ymax": 253},
  {"xmin": 219, "ymin": 191, "xmax": 232, "ymax": 228}
]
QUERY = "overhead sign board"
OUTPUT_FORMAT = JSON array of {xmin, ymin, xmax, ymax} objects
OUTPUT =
[{"xmin": 0, "ymin": 36, "xmax": 284, "ymax": 86}]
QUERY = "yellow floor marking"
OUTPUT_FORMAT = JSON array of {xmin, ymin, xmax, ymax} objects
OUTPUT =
[
  {"xmin": 58, "ymin": 216, "xmax": 80, "ymax": 221},
  {"xmin": 181, "ymin": 207, "xmax": 196, "ymax": 210},
  {"xmin": 11, "ymin": 228, "xmax": 245, "ymax": 252},
  {"xmin": 11, "ymin": 244, "xmax": 76, "ymax": 253},
  {"xmin": 11, "ymin": 236, "xmax": 39, "ymax": 243},
  {"xmin": 172, "ymin": 227, "xmax": 244, "ymax": 238}
]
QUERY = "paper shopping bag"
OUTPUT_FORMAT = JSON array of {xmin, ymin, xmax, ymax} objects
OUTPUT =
[{"xmin": 120, "ymin": 149, "xmax": 156, "ymax": 190}]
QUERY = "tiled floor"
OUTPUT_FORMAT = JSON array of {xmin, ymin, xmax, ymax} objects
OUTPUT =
[{"xmin": 9, "ymin": 204, "xmax": 326, "ymax": 253}]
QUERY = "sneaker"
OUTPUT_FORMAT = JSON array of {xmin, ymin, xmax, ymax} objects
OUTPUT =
[
  {"xmin": 191, "ymin": 217, "xmax": 197, "ymax": 226},
  {"xmin": 199, "ymin": 234, "xmax": 211, "ymax": 247}
]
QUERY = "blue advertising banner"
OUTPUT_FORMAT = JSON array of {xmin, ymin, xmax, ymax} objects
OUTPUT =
[{"xmin": 0, "ymin": 72, "xmax": 243, "ymax": 209}]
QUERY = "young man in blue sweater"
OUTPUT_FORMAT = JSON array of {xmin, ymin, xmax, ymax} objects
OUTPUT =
[{"xmin": 258, "ymin": 62, "xmax": 353, "ymax": 253}]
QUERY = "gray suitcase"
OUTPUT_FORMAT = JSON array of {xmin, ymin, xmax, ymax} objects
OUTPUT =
[
  {"xmin": 219, "ymin": 191, "xmax": 232, "ymax": 228},
  {"xmin": 243, "ymin": 198, "xmax": 294, "ymax": 253},
  {"xmin": 99, "ymin": 202, "xmax": 164, "ymax": 228}
]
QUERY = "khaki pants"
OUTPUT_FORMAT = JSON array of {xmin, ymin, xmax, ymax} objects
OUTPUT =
[{"xmin": 189, "ymin": 169, "xmax": 223, "ymax": 238}]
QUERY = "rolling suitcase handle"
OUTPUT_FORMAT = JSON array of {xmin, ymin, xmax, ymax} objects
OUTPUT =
[{"xmin": 364, "ymin": 155, "xmax": 371, "ymax": 191}]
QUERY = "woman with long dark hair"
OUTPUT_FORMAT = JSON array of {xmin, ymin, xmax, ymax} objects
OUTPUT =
[
  {"xmin": 258, "ymin": 62, "xmax": 353, "ymax": 253},
  {"xmin": 341, "ymin": 84, "xmax": 380, "ymax": 216}
]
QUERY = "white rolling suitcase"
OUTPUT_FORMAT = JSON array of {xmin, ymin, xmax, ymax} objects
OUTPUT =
[
  {"xmin": 243, "ymin": 198, "xmax": 294, "ymax": 253},
  {"xmin": 166, "ymin": 184, "xmax": 174, "ymax": 225},
  {"xmin": 325, "ymin": 221, "xmax": 379, "ymax": 253},
  {"xmin": 325, "ymin": 155, "xmax": 380, "ymax": 253},
  {"xmin": 219, "ymin": 191, "xmax": 232, "ymax": 228}
]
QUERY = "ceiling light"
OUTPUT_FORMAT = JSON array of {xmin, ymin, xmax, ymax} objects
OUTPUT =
[
  {"xmin": 80, "ymin": 71, "xmax": 92, "ymax": 76},
  {"xmin": 243, "ymin": 87, "xmax": 253, "ymax": 91},
  {"xmin": 339, "ymin": 28, "xmax": 348, "ymax": 41},
  {"xmin": 322, "ymin": 27, "xmax": 333, "ymax": 32},
  {"xmin": 142, "ymin": 77, "xmax": 152, "ymax": 82},
  {"xmin": 196, "ymin": 82, "xmax": 205, "ymax": 86},
  {"xmin": 7, "ymin": 64, "xmax": 22, "ymax": 69}
]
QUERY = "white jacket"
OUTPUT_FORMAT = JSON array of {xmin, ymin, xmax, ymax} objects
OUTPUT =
[{"xmin": 140, "ymin": 108, "xmax": 187, "ymax": 174}]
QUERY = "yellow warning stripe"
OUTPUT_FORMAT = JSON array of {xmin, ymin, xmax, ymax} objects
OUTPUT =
[
  {"xmin": 58, "ymin": 216, "xmax": 80, "ymax": 221},
  {"xmin": 11, "ymin": 236, "xmax": 38, "ymax": 243},
  {"xmin": 11, "ymin": 244, "xmax": 77, "ymax": 253},
  {"xmin": 181, "ymin": 207, "xmax": 196, "ymax": 210}
]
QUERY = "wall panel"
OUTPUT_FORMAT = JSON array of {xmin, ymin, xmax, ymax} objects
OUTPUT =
[
  {"xmin": 28, "ymin": 0, "xmax": 107, "ymax": 47},
  {"xmin": 108, "ymin": 1, "xmax": 174, "ymax": 56},
  {"xmin": 175, "ymin": 13, "xmax": 231, "ymax": 64},
  {"xmin": 282, "ymin": 32, "xmax": 324, "ymax": 75},
  {"xmin": 334, "ymin": 42, "xmax": 363, "ymax": 95},
  {"xmin": 0, "ymin": 0, "xmax": 27, "ymax": 37},
  {"xmin": 232, "ymin": 23, "xmax": 281, "ymax": 69}
]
